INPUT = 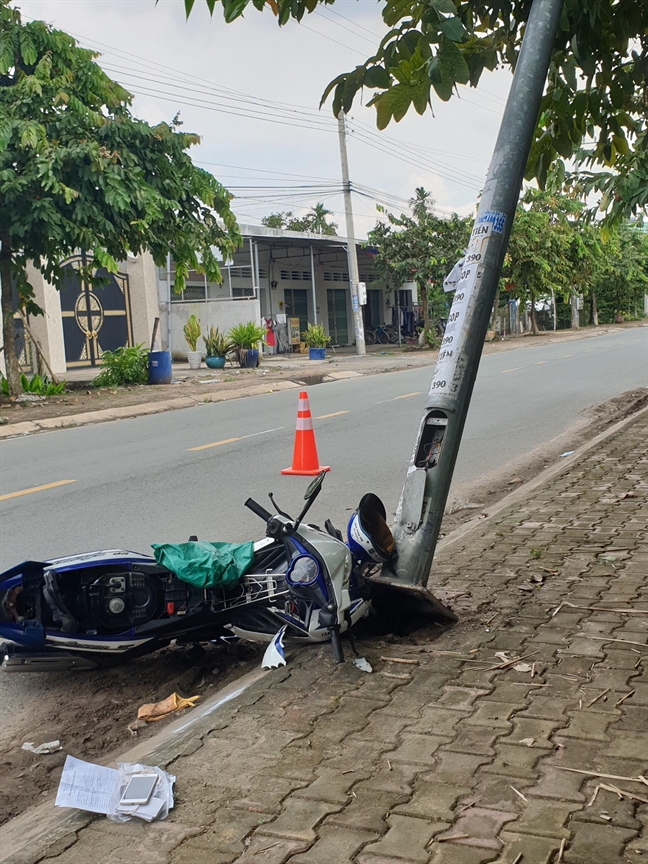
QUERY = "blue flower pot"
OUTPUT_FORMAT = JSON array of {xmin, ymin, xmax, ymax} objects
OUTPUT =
[
  {"xmin": 205, "ymin": 355, "xmax": 226, "ymax": 369},
  {"xmin": 238, "ymin": 349, "xmax": 259, "ymax": 368},
  {"xmin": 308, "ymin": 348, "xmax": 326, "ymax": 360}
]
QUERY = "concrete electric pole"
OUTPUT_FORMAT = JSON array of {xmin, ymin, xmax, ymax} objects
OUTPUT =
[
  {"xmin": 337, "ymin": 111, "xmax": 366, "ymax": 356},
  {"xmin": 373, "ymin": 0, "xmax": 566, "ymax": 618}
]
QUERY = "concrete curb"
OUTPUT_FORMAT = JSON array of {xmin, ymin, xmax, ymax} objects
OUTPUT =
[
  {"xmin": 2, "ymin": 324, "xmax": 639, "ymax": 440},
  {"xmin": 0, "ymin": 381, "xmax": 301, "ymax": 440}
]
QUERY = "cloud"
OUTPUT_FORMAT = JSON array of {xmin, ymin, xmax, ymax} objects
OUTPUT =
[{"xmin": 20, "ymin": 0, "xmax": 511, "ymax": 233}]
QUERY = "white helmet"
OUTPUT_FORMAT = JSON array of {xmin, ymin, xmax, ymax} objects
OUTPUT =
[{"xmin": 347, "ymin": 493, "xmax": 396, "ymax": 564}]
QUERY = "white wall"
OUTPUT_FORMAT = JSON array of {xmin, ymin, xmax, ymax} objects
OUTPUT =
[
  {"xmin": 16, "ymin": 264, "xmax": 67, "ymax": 378},
  {"xmin": 125, "ymin": 252, "xmax": 160, "ymax": 348},
  {"xmin": 170, "ymin": 297, "xmax": 261, "ymax": 356}
]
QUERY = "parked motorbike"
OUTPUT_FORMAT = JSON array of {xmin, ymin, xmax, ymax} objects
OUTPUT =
[{"xmin": 0, "ymin": 473, "xmax": 385, "ymax": 672}]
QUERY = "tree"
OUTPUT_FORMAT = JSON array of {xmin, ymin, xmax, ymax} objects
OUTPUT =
[
  {"xmin": 367, "ymin": 188, "xmax": 471, "ymax": 336},
  {"xmin": 185, "ymin": 0, "xmax": 648, "ymax": 223},
  {"xmin": 503, "ymin": 198, "xmax": 571, "ymax": 335},
  {"xmin": 261, "ymin": 203, "xmax": 337, "ymax": 235},
  {"xmin": 0, "ymin": 1, "xmax": 240, "ymax": 395},
  {"xmin": 596, "ymin": 225, "xmax": 648, "ymax": 323}
]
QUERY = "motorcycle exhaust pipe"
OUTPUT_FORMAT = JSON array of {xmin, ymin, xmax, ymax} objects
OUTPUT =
[{"xmin": 1, "ymin": 644, "xmax": 98, "ymax": 673}]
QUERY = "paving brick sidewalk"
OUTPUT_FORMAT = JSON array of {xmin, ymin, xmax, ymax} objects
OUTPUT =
[{"xmin": 7, "ymin": 410, "xmax": 648, "ymax": 864}]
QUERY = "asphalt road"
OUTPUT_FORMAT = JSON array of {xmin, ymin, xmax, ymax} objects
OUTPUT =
[{"xmin": 1, "ymin": 327, "xmax": 647, "ymax": 570}]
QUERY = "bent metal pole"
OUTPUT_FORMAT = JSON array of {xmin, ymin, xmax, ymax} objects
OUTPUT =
[{"xmin": 376, "ymin": 0, "xmax": 565, "ymax": 600}]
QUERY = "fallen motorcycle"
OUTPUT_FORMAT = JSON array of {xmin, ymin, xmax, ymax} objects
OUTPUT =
[{"xmin": 0, "ymin": 473, "xmax": 407, "ymax": 672}]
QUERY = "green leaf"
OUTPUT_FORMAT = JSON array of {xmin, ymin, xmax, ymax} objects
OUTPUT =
[
  {"xmin": 398, "ymin": 30, "xmax": 420, "ymax": 61},
  {"xmin": 430, "ymin": 0, "xmax": 457, "ymax": 13},
  {"xmin": 363, "ymin": 65, "xmax": 391, "ymax": 89},
  {"xmin": 320, "ymin": 71, "xmax": 346, "ymax": 108},
  {"xmin": 438, "ymin": 37, "xmax": 470, "ymax": 85},
  {"xmin": 466, "ymin": 54, "xmax": 484, "ymax": 88},
  {"xmin": 19, "ymin": 123, "xmax": 38, "ymax": 149},
  {"xmin": 0, "ymin": 32, "xmax": 15, "ymax": 75},
  {"xmin": 19, "ymin": 29, "xmax": 37, "ymax": 66},
  {"xmin": 375, "ymin": 85, "xmax": 413, "ymax": 129},
  {"xmin": 412, "ymin": 81, "xmax": 430, "ymax": 115},
  {"xmin": 438, "ymin": 16, "xmax": 465, "ymax": 42},
  {"xmin": 222, "ymin": 0, "xmax": 250, "ymax": 23},
  {"xmin": 183, "ymin": 0, "xmax": 197, "ymax": 15},
  {"xmin": 427, "ymin": 55, "xmax": 453, "ymax": 101},
  {"xmin": 0, "ymin": 119, "xmax": 12, "ymax": 151}
]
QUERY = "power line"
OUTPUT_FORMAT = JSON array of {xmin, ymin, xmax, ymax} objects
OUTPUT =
[
  {"xmin": 126, "ymin": 84, "xmax": 338, "ymax": 133},
  {"xmin": 196, "ymin": 161, "xmax": 340, "ymax": 183},
  {"xmin": 101, "ymin": 64, "xmax": 335, "ymax": 129},
  {"xmin": 348, "ymin": 116, "xmax": 490, "ymax": 164},
  {"xmin": 317, "ymin": 6, "xmax": 384, "ymax": 40},
  {"xmin": 312, "ymin": 8, "xmax": 379, "ymax": 47},
  {"xmin": 348, "ymin": 129, "xmax": 483, "ymax": 191},
  {"xmin": 103, "ymin": 61, "xmax": 486, "ymax": 187},
  {"xmin": 297, "ymin": 19, "xmax": 367, "ymax": 58}
]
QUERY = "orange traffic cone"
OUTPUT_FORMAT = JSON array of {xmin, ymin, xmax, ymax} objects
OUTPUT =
[{"xmin": 281, "ymin": 391, "xmax": 330, "ymax": 476}]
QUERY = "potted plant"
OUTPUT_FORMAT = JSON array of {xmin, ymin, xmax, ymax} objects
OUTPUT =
[
  {"xmin": 183, "ymin": 314, "xmax": 202, "ymax": 369},
  {"xmin": 228, "ymin": 322, "xmax": 266, "ymax": 368},
  {"xmin": 301, "ymin": 323, "xmax": 330, "ymax": 360},
  {"xmin": 203, "ymin": 326, "xmax": 231, "ymax": 369}
]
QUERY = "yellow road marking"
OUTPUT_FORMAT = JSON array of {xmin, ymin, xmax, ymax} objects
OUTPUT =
[
  {"xmin": 314, "ymin": 411, "xmax": 349, "ymax": 420},
  {"xmin": 585, "ymin": 349, "xmax": 596, "ymax": 353},
  {"xmin": 188, "ymin": 427, "xmax": 285, "ymax": 452},
  {"xmin": 0, "ymin": 479, "xmax": 77, "ymax": 502},
  {"xmin": 188, "ymin": 437, "xmax": 241, "ymax": 451},
  {"xmin": 501, "ymin": 367, "xmax": 523, "ymax": 373},
  {"xmin": 560, "ymin": 354, "xmax": 572, "ymax": 358},
  {"xmin": 535, "ymin": 361, "xmax": 547, "ymax": 365},
  {"xmin": 376, "ymin": 391, "xmax": 422, "ymax": 404}
]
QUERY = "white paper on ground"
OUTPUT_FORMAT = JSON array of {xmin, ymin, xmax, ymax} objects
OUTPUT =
[
  {"xmin": 55, "ymin": 755, "xmax": 118, "ymax": 814},
  {"xmin": 129, "ymin": 796, "xmax": 166, "ymax": 822}
]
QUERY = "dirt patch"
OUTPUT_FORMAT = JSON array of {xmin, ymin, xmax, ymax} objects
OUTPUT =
[{"xmin": 0, "ymin": 640, "xmax": 263, "ymax": 826}]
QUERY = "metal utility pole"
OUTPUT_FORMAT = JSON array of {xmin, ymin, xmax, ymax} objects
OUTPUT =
[
  {"xmin": 337, "ymin": 111, "xmax": 366, "ymax": 355},
  {"xmin": 373, "ymin": 0, "xmax": 565, "ymax": 616},
  {"xmin": 310, "ymin": 246, "xmax": 318, "ymax": 324},
  {"xmin": 166, "ymin": 252, "xmax": 172, "ymax": 353}
]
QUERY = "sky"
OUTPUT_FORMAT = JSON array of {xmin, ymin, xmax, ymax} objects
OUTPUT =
[{"xmin": 17, "ymin": 0, "xmax": 514, "ymax": 237}]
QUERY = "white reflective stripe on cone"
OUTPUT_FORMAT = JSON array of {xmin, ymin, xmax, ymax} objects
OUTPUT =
[
  {"xmin": 296, "ymin": 418, "xmax": 314, "ymax": 431},
  {"xmin": 298, "ymin": 399, "xmax": 310, "ymax": 411}
]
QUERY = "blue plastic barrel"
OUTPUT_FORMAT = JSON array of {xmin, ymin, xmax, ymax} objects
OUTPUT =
[{"xmin": 148, "ymin": 350, "xmax": 172, "ymax": 385}]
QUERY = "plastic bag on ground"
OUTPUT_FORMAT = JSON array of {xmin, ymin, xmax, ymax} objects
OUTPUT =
[
  {"xmin": 107, "ymin": 762, "xmax": 175, "ymax": 823},
  {"xmin": 152, "ymin": 540, "xmax": 254, "ymax": 589}
]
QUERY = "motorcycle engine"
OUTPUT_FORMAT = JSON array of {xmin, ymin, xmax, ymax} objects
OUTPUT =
[{"xmin": 86, "ymin": 571, "xmax": 162, "ymax": 631}]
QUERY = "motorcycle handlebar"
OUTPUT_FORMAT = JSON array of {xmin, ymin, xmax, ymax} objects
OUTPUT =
[{"xmin": 245, "ymin": 498, "xmax": 273, "ymax": 523}]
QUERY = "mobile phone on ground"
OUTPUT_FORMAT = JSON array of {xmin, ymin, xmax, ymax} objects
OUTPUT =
[{"xmin": 119, "ymin": 774, "xmax": 158, "ymax": 806}]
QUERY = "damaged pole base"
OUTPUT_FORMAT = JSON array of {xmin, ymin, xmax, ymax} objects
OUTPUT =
[{"xmin": 368, "ymin": 574, "xmax": 457, "ymax": 635}]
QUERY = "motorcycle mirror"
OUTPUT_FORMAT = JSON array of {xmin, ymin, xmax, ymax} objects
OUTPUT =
[
  {"xmin": 294, "ymin": 471, "xmax": 327, "ymax": 529},
  {"xmin": 304, "ymin": 471, "xmax": 327, "ymax": 501}
]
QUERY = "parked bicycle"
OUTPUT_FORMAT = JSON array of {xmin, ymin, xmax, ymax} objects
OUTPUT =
[{"xmin": 364, "ymin": 325, "xmax": 399, "ymax": 345}]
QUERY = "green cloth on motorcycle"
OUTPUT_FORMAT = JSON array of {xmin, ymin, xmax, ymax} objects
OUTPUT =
[{"xmin": 151, "ymin": 540, "xmax": 254, "ymax": 589}]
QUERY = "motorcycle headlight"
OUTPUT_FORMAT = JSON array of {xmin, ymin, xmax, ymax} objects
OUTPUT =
[{"xmin": 286, "ymin": 555, "xmax": 319, "ymax": 586}]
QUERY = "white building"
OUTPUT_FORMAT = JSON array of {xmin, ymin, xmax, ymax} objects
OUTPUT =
[{"xmin": 8, "ymin": 224, "xmax": 417, "ymax": 377}]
